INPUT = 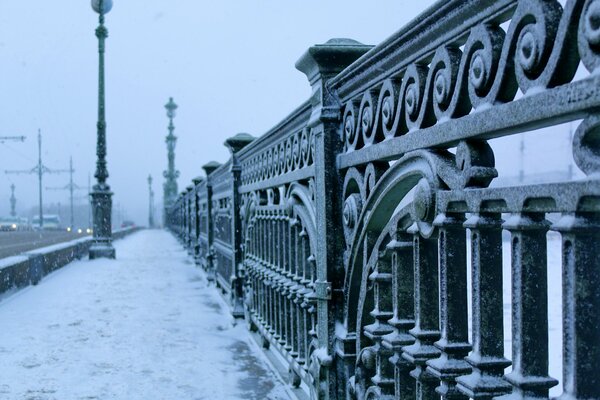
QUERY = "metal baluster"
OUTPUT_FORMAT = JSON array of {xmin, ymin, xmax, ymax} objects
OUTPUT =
[
  {"xmin": 427, "ymin": 213, "xmax": 471, "ymax": 399},
  {"xmin": 501, "ymin": 212, "xmax": 557, "ymax": 399},
  {"xmin": 456, "ymin": 213, "xmax": 511, "ymax": 399},
  {"xmin": 402, "ymin": 224, "xmax": 441, "ymax": 400},
  {"xmin": 553, "ymin": 212, "xmax": 600, "ymax": 400},
  {"xmin": 382, "ymin": 231, "xmax": 415, "ymax": 400},
  {"xmin": 365, "ymin": 246, "xmax": 395, "ymax": 396}
]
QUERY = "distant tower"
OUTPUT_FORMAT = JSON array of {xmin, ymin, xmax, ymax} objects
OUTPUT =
[
  {"xmin": 9, "ymin": 184, "xmax": 16, "ymax": 217},
  {"xmin": 148, "ymin": 174, "xmax": 155, "ymax": 228},
  {"xmin": 163, "ymin": 97, "xmax": 180, "ymax": 221},
  {"xmin": 519, "ymin": 135, "xmax": 525, "ymax": 184}
]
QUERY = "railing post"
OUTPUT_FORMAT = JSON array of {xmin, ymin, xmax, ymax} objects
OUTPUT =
[
  {"xmin": 203, "ymin": 161, "xmax": 222, "ymax": 283},
  {"xmin": 296, "ymin": 38, "xmax": 372, "ymax": 399},
  {"xmin": 192, "ymin": 176, "xmax": 204, "ymax": 260},
  {"xmin": 225, "ymin": 133, "xmax": 256, "ymax": 318},
  {"xmin": 185, "ymin": 185, "xmax": 194, "ymax": 252}
]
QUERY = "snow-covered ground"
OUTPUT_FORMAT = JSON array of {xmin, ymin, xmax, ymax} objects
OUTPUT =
[{"xmin": 0, "ymin": 230, "xmax": 290, "ymax": 400}]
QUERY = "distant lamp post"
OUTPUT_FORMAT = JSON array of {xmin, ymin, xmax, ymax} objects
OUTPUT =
[
  {"xmin": 89, "ymin": 0, "xmax": 116, "ymax": 259},
  {"xmin": 148, "ymin": 175, "xmax": 155, "ymax": 228},
  {"xmin": 163, "ymin": 97, "xmax": 180, "ymax": 225}
]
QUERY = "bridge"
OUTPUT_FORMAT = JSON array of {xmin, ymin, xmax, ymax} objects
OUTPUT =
[
  {"xmin": 163, "ymin": 0, "xmax": 600, "ymax": 399},
  {"xmin": 2, "ymin": 0, "xmax": 600, "ymax": 399}
]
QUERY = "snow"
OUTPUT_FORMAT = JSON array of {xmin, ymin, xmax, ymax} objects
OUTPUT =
[
  {"xmin": 0, "ymin": 255, "xmax": 29, "ymax": 270},
  {"xmin": 0, "ymin": 230, "xmax": 290, "ymax": 400}
]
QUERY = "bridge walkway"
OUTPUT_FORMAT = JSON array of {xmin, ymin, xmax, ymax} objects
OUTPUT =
[{"xmin": 0, "ymin": 230, "xmax": 289, "ymax": 400}]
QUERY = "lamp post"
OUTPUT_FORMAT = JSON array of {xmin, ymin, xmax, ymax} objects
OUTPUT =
[
  {"xmin": 89, "ymin": 0, "xmax": 116, "ymax": 259},
  {"xmin": 163, "ymin": 97, "xmax": 180, "ymax": 225},
  {"xmin": 148, "ymin": 174, "xmax": 155, "ymax": 228}
]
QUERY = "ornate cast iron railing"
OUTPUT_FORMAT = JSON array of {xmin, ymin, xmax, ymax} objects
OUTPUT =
[{"xmin": 165, "ymin": 0, "xmax": 600, "ymax": 399}]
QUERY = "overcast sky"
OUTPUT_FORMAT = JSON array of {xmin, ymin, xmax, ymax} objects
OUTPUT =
[{"xmin": 0, "ymin": 0, "xmax": 578, "ymax": 225}]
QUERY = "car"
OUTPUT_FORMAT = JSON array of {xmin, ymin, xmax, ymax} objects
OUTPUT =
[
  {"xmin": 32, "ymin": 214, "xmax": 62, "ymax": 230},
  {"xmin": 0, "ymin": 216, "xmax": 20, "ymax": 231},
  {"xmin": 121, "ymin": 220, "xmax": 135, "ymax": 228}
]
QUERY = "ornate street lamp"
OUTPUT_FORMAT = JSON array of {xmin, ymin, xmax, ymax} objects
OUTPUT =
[
  {"xmin": 148, "ymin": 174, "xmax": 155, "ymax": 228},
  {"xmin": 89, "ymin": 0, "xmax": 116, "ymax": 259},
  {"xmin": 163, "ymin": 97, "xmax": 180, "ymax": 225}
]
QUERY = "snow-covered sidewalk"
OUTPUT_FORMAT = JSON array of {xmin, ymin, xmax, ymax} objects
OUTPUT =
[{"xmin": 0, "ymin": 230, "xmax": 290, "ymax": 400}]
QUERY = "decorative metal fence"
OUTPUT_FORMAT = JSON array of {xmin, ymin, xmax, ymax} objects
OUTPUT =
[{"xmin": 165, "ymin": 0, "xmax": 600, "ymax": 399}]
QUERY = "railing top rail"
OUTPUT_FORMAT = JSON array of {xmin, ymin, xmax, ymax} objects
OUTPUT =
[
  {"xmin": 235, "ymin": 99, "xmax": 312, "ymax": 161},
  {"xmin": 209, "ymin": 159, "xmax": 232, "ymax": 183},
  {"xmin": 328, "ymin": 0, "xmax": 517, "ymax": 101}
]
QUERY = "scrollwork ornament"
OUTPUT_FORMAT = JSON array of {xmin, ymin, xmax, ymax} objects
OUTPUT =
[
  {"xmin": 343, "ymin": 194, "xmax": 362, "ymax": 231},
  {"xmin": 344, "ymin": 103, "xmax": 360, "ymax": 152},
  {"xmin": 359, "ymin": 90, "xmax": 379, "ymax": 146},
  {"xmin": 252, "ymin": 157, "xmax": 258, "ymax": 183},
  {"xmin": 267, "ymin": 148, "xmax": 274, "ymax": 179},
  {"xmin": 411, "ymin": 178, "xmax": 436, "ymax": 238},
  {"xmin": 465, "ymin": 24, "xmax": 515, "ymax": 108},
  {"xmin": 300, "ymin": 128, "xmax": 310, "ymax": 167},
  {"xmin": 431, "ymin": 46, "xmax": 471, "ymax": 121},
  {"xmin": 278, "ymin": 142, "xmax": 286, "ymax": 175},
  {"xmin": 292, "ymin": 131, "xmax": 301, "ymax": 169},
  {"xmin": 261, "ymin": 152, "xmax": 267, "ymax": 181},
  {"xmin": 580, "ymin": 0, "xmax": 600, "ymax": 71},
  {"xmin": 401, "ymin": 64, "xmax": 429, "ymax": 131},
  {"xmin": 285, "ymin": 137, "xmax": 293, "ymax": 172},
  {"xmin": 364, "ymin": 162, "xmax": 387, "ymax": 201},
  {"xmin": 376, "ymin": 79, "xmax": 403, "ymax": 140},
  {"xmin": 273, "ymin": 145, "xmax": 280, "ymax": 176},
  {"xmin": 455, "ymin": 140, "xmax": 498, "ymax": 188},
  {"xmin": 573, "ymin": 114, "xmax": 600, "ymax": 175},
  {"xmin": 512, "ymin": 0, "xmax": 563, "ymax": 92}
]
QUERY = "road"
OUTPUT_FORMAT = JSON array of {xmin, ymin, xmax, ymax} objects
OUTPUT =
[{"xmin": 0, "ymin": 231, "xmax": 90, "ymax": 259}]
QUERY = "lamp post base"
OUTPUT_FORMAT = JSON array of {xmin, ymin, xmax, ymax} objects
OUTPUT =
[
  {"xmin": 89, "ymin": 186, "xmax": 115, "ymax": 260},
  {"xmin": 89, "ymin": 243, "xmax": 116, "ymax": 259}
]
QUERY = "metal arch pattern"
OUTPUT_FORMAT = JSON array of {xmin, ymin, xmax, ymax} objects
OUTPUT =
[{"xmin": 343, "ymin": 150, "xmax": 455, "ymax": 335}]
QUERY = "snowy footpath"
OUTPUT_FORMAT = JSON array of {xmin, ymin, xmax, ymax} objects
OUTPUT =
[{"xmin": 0, "ymin": 230, "xmax": 290, "ymax": 400}]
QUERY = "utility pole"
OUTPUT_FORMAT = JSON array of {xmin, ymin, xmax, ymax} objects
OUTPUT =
[
  {"xmin": 5, "ymin": 130, "xmax": 69, "ymax": 229},
  {"xmin": 9, "ymin": 184, "xmax": 16, "ymax": 217},
  {"xmin": 568, "ymin": 122, "xmax": 574, "ymax": 180},
  {"xmin": 519, "ymin": 135, "xmax": 525, "ymax": 184},
  {"xmin": 148, "ymin": 175, "xmax": 155, "ymax": 228},
  {"xmin": 46, "ymin": 157, "xmax": 82, "ymax": 229}
]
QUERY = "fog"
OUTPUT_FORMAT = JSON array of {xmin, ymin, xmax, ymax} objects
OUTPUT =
[{"xmin": 0, "ymin": 0, "xmax": 578, "ymax": 226}]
